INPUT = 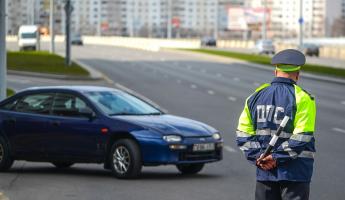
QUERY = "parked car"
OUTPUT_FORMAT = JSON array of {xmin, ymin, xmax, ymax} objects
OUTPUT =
[
  {"xmin": 71, "ymin": 34, "xmax": 83, "ymax": 45},
  {"xmin": 0, "ymin": 86, "xmax": 223, "ymax": 179},
  {"xmin": 201, "ymin": 37, "xmax": 217, "ymax": 46},
  {"xmin": 18, "ymin": 25, "xmax": 40, "ymax": 51},
  {"xmin": 253, "ymin": 39, "xmax": 275, "ymax": 55},
  {"xmin": 300, "ymin": 43, "xmax": 319, "ymax": 57}
]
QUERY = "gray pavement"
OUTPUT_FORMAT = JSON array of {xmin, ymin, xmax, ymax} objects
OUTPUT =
[{"xmin": 2, "ymin": 43, "xmax": 345, "ymax": 200}]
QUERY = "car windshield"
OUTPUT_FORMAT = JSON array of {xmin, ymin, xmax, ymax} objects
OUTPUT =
[
  {"xmin": 85, "ymin": 91, "xmax": 162, "ymax": 116},
  {"xmin": 21, "ymin": 32, "xmax": 36, "ymax": 39}
]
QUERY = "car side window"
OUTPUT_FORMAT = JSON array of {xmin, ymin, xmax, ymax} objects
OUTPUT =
[
  {"xmin": 0, "ymin": 99, "xmax": 19, "ymax": 111},
  {"xmin": 52, "ymin": 93, "xmax": 92, "ymax": 118},
  {"xmin": 15, "ymin": 93, "xmax": 54, "ymax": 115}
]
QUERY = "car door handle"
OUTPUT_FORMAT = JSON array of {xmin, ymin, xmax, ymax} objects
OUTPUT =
[{"xmin": 51, "ymin": 121, "xmax": 61, "ymax": 127}]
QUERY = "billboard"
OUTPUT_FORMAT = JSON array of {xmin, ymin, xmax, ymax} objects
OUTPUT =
[{"xmin": 228, "ymin": 7, "xmax": 270, "ymax": 31}]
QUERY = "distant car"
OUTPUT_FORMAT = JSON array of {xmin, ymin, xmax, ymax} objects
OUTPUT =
[
  {"xmin": 0, "ymin": 86, "xmax": 223, "ymax": 179},
  {"xmin": 71, "ymin": 34, "xmax": 83, "ymax": 45},
  {"xmin": 300, "ymin": 43, "xmax": 319, "ymax": 57},
  {"xmin": 254, "ymin": 39, "xmax": 275, "ymax": 55},
  {"xmin": 18, "ymin": 25, "xmax": 40, "ymax": 51},
  {"xmin": 201, "ymin": 37, "xmax": 217, "ymax": 46}
]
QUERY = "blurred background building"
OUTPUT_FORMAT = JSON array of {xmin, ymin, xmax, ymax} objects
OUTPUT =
[{"xmin": 5, "ymin": 0, "xmax": 345, "ymax": 39}]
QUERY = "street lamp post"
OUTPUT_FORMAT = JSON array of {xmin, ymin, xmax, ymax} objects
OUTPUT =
[
  {"xmin": 299, "ymin": 0, "xmax": 304, "ymax": 49},
  {"xmin": 64, "ymin": 0, "xmax": 72, "ymax": 66},
  {"xmin": 167, "ymin": 0, "xmax": 172, "ymax": 38},
  {"xmin": 0, "ymin": 0, "xmax": 7, "ymax": 100},
  {"xmin": 262, "ymin": 0, "xmax": 267, "ymax": 40},
  {"xmin": 50, "ymin": 0, "xmax": 55, "ymax": 54},
  {"xmin": 214, "ymin": 0, "xmax": 219, "ymax": 40}
]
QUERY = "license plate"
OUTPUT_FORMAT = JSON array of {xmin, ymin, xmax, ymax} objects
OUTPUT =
[{"xmin": 193, "ymin": 143, "xmax": 215, "ymax": 152}]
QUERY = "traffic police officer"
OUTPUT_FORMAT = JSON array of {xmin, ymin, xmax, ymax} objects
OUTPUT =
[{"xmin": 236, "ymin": 49, "xmax": 316, "ymax": 200}]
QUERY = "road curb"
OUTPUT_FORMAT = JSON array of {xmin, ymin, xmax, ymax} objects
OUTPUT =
[
  {"xmin": 56, "ymin": 52, "xmax": 104, "ymax": 80},
  {"xmin": 168, "ymin": 49, "xmax": 345, "ymax": 85},
  {"xmin": 7, "ymin": 70, "xmax": 101, "ymax": 81}
]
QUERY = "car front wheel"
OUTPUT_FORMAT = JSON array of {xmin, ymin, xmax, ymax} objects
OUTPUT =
[
  {"xmin": 109, "ymin": 139, "xmax": 142, "ymax": 179},
  {"xmin": 0, "ymin": 136, "xmax": 14, "ymax": 172},
  {"xmin": 176, "ymin": 163, "xmax": 204, "ymax": 175}
]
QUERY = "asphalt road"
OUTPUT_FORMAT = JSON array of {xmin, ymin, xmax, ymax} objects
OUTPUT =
[{"xmin": 2, "ymin": 43, "xmax": 345, "ymax": 200}]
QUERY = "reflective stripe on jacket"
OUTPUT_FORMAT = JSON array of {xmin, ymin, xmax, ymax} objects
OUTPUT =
[{"xmin": 236, "ymin": 77, "xmax": 316, "ymax": 182}]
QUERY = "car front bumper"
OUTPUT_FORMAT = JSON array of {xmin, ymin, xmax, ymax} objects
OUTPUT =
[{"xmin": 137, "ymin": 136, "xmax": 223, "ymax": 166}]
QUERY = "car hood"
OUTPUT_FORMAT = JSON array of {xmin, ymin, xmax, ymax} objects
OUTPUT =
[{"xmin": 112, "ymin": 114, "xmax": 217, "ymax": 137}]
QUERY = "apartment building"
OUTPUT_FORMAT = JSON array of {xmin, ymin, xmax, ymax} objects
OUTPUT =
[{"xmin": 245, "ymin": 0, "xmax": 343, "ymax": 38}]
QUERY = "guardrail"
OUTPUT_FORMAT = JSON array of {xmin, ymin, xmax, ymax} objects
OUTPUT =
[
  {"xmin": 6, "ymin": 35, "xmax": 345, "ymax": 60},
  {"xmin": 6, "ymin": 35, "xmax": 200, "ymax": 52}
]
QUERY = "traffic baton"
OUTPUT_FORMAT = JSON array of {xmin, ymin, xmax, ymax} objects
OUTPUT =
[{"xmin": 260, "ymin": 116, "xmax": 290, "ymax": 160}]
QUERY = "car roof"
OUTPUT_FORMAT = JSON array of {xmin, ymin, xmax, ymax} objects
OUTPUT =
[{"xmin": 22, "ymin": 86, "xmax": 122, "ymax": 93}]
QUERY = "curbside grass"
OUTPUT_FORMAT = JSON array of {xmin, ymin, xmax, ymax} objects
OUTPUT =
[
  {"xmin": 7, "ymin": 51, "xmax": 89, "ymax": 76},
  {"xmin": 184, "ymin": 49, "xmax": 345, "ymax": 78},
  {"xmin": 6, "ymin": 89, "xmax": 15, "ymax": 97}
]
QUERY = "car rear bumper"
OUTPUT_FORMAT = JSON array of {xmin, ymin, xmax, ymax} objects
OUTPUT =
[{"xmin": 137, "ymin": 136, "xmax": 223, "ymax": 165}]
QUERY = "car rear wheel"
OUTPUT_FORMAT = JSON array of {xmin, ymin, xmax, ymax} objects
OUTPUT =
[
  {"xmin": 0, "ymin": 136, "xmax": 14, "ymax": 172},
  {"xmin": 176, "ymin": 163, "xmax": 204, "ymax": 175},
  {"xmin": 109, "ymin": 139, "xmax": 142, "ymax": 179},
  {"xmin": 52, "ymin": 162, "xmax": 74, "ymax": 169}
]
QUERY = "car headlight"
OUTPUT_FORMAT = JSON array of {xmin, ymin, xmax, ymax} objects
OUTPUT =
[
  {"xmin": 212, "ymin": 133, "xmax": 221, "ymax": 140},
  {"xmin": 163, "ymin": 135, "xmax": 182, "ymax": 143}
]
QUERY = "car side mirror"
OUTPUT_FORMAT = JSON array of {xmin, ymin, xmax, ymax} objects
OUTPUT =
[{"xmin": 79, "ymin": 107, "xmax": 96, "ymax": 120}]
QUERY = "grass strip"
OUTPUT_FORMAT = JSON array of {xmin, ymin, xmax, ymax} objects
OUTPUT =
[
  {"xmin": 184, "ymin": 49, "xmax": 345, "ymax": 78},
  {"xmin": 6, "ymin": 88, "xmax": 15, "ymax": 97},
  {"xmin": 7, "ymin": 51, "xmax": 89, "ymax": 76}
]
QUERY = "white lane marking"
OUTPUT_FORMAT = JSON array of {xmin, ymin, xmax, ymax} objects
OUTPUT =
[
  {"xmin": 224, "ymin": 145, "xmax": 237, "ymax": 153},
  {"xmin": 177, "ymin": 79, "xmax": 182, "ymax": 84},
  {"xmin": 253, "ymin": 82, "xmax": 261, "ymax": 87},
  {"xmin": 341, "ymin": 101, "xmax": 345, "ymax": 105},
  {"xmin": 332, "ymin": 128, "xmax": 345, "ymax": 134},
  {"xmin": 208, "ymin": 90, "xmax": 215, "ymax": 95},
  {"xmin": 228, "ymin": 96, "xmax": 237, "ymax": 102},
  {"xmin": 190, "ymin": 84, "xmax": 197, "ymax": 89},
  {"xmin": 233, "ymin": 77, "xmax": 240, "ymax": 81},
  {"xmin": 216, "ymin": 73, "xmax": 222, "ymax": 77},
  {"xmin": 115, "ymin": 82, "xmax": 168, "ymax": 113}
]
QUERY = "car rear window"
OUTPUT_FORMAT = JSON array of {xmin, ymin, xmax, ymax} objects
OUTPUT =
[{"xmin": 15, "ymin": 93, "xmax": 54, "ymax": 115}]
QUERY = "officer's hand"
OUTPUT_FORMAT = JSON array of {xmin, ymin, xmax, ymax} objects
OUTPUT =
[{"xmin": 256, "ymin": 155, "xmax": 277, "ymax": 171}]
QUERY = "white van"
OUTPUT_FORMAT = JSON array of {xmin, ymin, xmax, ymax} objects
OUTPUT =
[{"xmin": 18, "ymin": 25, "xmax": 40, "ymax": 51}]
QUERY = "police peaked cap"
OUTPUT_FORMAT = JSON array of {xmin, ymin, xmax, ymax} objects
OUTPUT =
[{"xmin": 271, "ymin": 49, "xmax": 306, "ymax": 66}]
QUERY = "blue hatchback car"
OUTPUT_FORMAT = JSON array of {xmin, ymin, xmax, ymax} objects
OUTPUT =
[{"xmin": 0, "ymin": 86, "xmax": 223, "ymax": 178}]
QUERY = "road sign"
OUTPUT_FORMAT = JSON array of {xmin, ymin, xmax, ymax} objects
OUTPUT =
[{"xmin": 299, "ymin": 17, "xmax": 304, "ymax": 24}]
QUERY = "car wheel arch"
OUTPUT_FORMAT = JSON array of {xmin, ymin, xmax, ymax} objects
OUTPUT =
[{"xmin": 104, "ymin": 132, "xmax": 142, "ymax": 169}]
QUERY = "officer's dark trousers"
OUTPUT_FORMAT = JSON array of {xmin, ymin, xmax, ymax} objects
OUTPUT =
[{"xmin": 255, "ymin": 181, "xmax": 310, "ymax": 200}]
